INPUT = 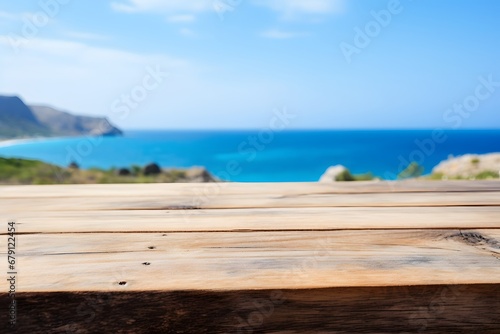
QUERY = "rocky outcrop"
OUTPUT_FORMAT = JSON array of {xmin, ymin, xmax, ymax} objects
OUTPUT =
[
  {"xmin": 68, "ymin": 162, "xmax": 80, "ymax": 170},
  {"xmin": 319, "ymin": 165, "xmax": 353, "ymax": 182},
  {"xmin": 432, "ymin": 153, "xmax": 500, "ymax": 179},
  {"xmin": 117, "ymin": 168, "xmax": 131, "ymax": 176},
  {"xmin": 184, "ymin": 167, "xmax": 217, "ymax": 183},
  {"xmin": 161, "ymin": 166, "xmax": 217, "ymax": 183},
  {"xmin": 144, "ymin": 163, "xmax": 162, "ymax": 176}
]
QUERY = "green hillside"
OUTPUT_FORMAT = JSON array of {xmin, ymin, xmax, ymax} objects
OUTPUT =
[{"xmin": 0, "ymin": 157, "xmax": 204, "ymax": 185}]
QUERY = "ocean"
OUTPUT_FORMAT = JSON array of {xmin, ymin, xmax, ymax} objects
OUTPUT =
[{"xmin": 0, "ymin": 130, "xmax": 499, "ymax": 182}]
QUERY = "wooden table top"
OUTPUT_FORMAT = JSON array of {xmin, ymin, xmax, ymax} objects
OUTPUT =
[{"xmin": 1, "ymin": 180, "xmax": 499, "ymax": 293}]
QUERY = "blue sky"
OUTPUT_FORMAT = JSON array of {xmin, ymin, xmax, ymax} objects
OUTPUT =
[{"xmin": 0, "ymin": 0, "xmax": 499, "ymax": 129}]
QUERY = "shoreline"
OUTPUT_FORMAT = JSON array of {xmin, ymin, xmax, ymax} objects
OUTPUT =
[
  {"xmin": 0, "ymin": 135, "xmax": 94, "ymax": 148},
  {"xmin": 0, "ymin": 138, "xmax": 45, "ymax": 148}
]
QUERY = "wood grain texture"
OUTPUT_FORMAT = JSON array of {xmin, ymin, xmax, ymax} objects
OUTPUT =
[
  {"xmin": 4, "ymin": 229, "xmax": 500, "ymax": 292},
  {"xmin": 1, "ymin": 180, "xmax": 500, "ymax": 198},
  {"xmin": 3, "ymin": 206, "xmax": 500, "ymax": 233},
  {"xmin": 2, "ymin": 191, "xmax": 500, "ymax": 213},
  {"xmin": 0, "ymin": 181, "xmax": 499, "ymax": 333}
]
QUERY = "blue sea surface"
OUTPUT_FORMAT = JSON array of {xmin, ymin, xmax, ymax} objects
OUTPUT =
[{"xmin": 0, "ymin": 130, "xmax": 499, "ymax": 182}]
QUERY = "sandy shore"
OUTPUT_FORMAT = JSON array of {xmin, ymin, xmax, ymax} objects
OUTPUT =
[
  {"xmin": 0, "ymin": 136, "xmax": 75, "ymax": 148},
  {"xmin": 0, "ymin": 138, "xmax": 41, "ymax": 148}
]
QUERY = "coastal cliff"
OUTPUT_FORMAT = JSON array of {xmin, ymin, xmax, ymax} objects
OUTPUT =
[
  {"xmin": 0, "ymin": 96, "xmax": 51, "ymax": 138},
  {"xmin": 0, "ymin": 95, "xmax": 122, "ymax": 139}
]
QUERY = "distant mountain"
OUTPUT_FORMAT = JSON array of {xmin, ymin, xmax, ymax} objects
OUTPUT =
[
  {"xmin": 0, "ymin": 96, "xmax": 51, "ymax": 138},
  {"xmin": 30, "ymin": 105, "xmax": 122, "ymax": 137},
  {"xmin": 0, "ymin": 95, "xmax": 122, "ymax": 139}
]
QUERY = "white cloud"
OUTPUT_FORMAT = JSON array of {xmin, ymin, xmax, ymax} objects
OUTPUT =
[
  {"xmin": 0, "ymin": 10, "xmax": 17, "ymax": 20},
  {"xmin": 0, "ymin": 37, "xmax": 178, "ymax": 65},
  {"xmin": 111, "ymin": 0, "xmax": 344, "ymax": 22},
  {"xmin": 252, "ymin": 0, "xmax": 344, "ymax": 19},
  {"xmin": 261, "ymin": 29, "xmax": 308, "ymax": 39},
  {"xmin": 111, "ymin": 0, "xmax": 211, "ymax": 26},
  {"xmin": 167, "ymin": 14, "xmax": 196, "ymax": 23},
  {"xmin": 0, "ymin": 36, "xmax": 290, "ymax": 129},
  {"xmin": 64, "ymin": 31, "xmax": 110, "ymax": 41},
  {"xmin": 0, "ymin": 37, "xmax": 191, "ymax": 123},
  {"xmin": 110, "ymin": 0, "xmax": 213, "ymax": 14},
  {"xmin": 179, "ymin": 28, "xmax": 196, "ymax": 37}
]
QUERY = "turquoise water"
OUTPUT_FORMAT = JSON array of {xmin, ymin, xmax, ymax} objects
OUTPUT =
[{"xmin": 0, "ymin": 130, "xmax": 499, "ymax": 182}]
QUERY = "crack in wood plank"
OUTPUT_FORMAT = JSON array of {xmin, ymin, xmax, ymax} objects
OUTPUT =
[
  {"xmin": 448, "ymin": 230, "xmax": 500, "ymax": 261},
  {"xmin": 458, "ymin": 231, "xmax": 500, "ymax": 248}
]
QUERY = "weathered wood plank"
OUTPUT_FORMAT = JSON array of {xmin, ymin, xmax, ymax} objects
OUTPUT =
[
  {"xmin": 2, "ymin": 285, "xmax": 499, "ymax": 333},
  {"xmin": 2, "ymin": 191, "xmax": 500, "ymax": 213},
  {"xmin": 1, "ymin": 180, "xmax": 499, "ymax": 198},
  {"xmin": 4, "ymin": 230, "xmax": 500, "ymax": 293},
  {"xmin": 4, "ymin": 206, "xmax": 500, "ymax": 234}
]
